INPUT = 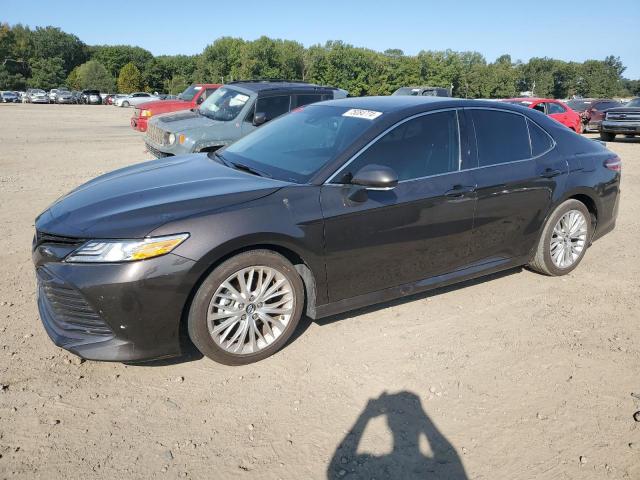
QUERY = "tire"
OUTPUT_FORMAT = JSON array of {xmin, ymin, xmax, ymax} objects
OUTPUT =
[
  {"xmin": 600, "ymin": 131, "xmax": 615, "ymax": 142},
  {"xmin": 122, "ymin": 101, "xmax": 129, "ymax": 107},
  {"xmin": 188, "ymin": 250, "xmax": 304, "ymax": 365},
  {"xmin": 529, "ymin": 199, "xmax": 592, "ymax": 276}
]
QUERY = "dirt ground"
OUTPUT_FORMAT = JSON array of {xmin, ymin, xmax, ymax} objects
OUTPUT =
[{"xmin": 0, "ymin": 103, "xmax": 639, "ymax": 479}]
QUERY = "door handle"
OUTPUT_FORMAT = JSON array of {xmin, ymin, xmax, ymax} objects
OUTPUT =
[
  {"xmin": 540, "ymin": 168, "xmax": 562, "ymax": 178},
  {"xmin": 445, "ymin": 184, "xmax": 476, "ymax": 197}
]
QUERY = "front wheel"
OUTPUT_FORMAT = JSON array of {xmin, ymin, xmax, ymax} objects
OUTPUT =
[
  {"xmin": 122, "ymin": 101, "xmax": 129, "ymax": 107},
  {"xmin": 600, "ymin": 131, "xmax": 615, "ymax": 141},
  {"xmin": 529, "ymin": 199, "xmax": 592, "ymax": 276},
  {"xmin": 188, "ymin": 250, "xmax": 304, "ymax": 365}
]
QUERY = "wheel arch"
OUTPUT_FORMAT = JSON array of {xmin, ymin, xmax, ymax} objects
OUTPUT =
[{"xmin": 179, "ymin": 241, "xmax": 320, "ymax": 344}]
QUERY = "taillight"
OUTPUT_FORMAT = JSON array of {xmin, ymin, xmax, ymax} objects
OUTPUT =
[{"xmin": 604, "ymin": 156, "xmax": 622, "ymax": 172}]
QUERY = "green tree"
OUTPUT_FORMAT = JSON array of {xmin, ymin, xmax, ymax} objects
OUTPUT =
[
  {"xmin": 29, "ymin": 57, "xmax": 66, "ymax": 89},
  {"xmin": 91, "ymin": 45, "xmax": 153, "ymax": 78},
  {"xmin": 30, "ymin": 26, "xmax": 88, "ymax": 73},
  {"xmin": 117, "ymin": 62, "xmax": 142, "ymax": 93},
  {"xmin": 198, "ymin": 37, "xmax": 246, "ymax": 82},
  {"xmin": 71, "ymin": 60, "xmax": 115, "ymax": 91}
]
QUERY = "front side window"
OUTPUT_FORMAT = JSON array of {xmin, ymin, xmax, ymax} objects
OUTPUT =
[
  {"xmin": 342, "ymin": 110, "xmax": 460, "ymax": 181},
  {"xmin": 532, "ymin": 103, "xmax": 546, "ymax": 114},
  {"xmin": 255, "ymin": 95, "xmax": 290, "ymax": 121},
  {"xmin": 199, "ymin": 87, "xmax": 250, "ymax": 121},
  {"xmin": 471, "ymin": 109, "xmax": 530, "ymax": 166},
  {"xmin": 547, "ymin": 102, "xmax": 566, "ymax": 114}
]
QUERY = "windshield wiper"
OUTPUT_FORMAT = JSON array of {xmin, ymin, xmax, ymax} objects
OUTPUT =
[{"xmin": 211, "ymin": 151, "xmax": 270, "ymax": 178}]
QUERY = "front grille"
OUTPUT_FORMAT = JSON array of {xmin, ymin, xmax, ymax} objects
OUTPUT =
[
  {"xmin": 146, "ymin": 123, "xmax": 166, "ymax": 146},
  {"xmin": 37, "ymin": 267, "xmax": 112, "ymax": 336},
  {"xmin": 145, "ymin": 142, "xmax": 173, "ymax": 158},
  {"xmin": 33, "ymin": 230, "xmax": 84, "ymax": 249},
  {"xmin": 606, "ymin": 112, "xmax": 640, "ymax": 121}
]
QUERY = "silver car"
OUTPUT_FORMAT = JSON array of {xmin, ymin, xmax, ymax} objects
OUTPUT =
[
  {"xmin": 114, "ymin": 92, "xmax": 158, "ymax": 107},
  {"xmin": 144, "ymin": 81, "xmax": 346, "ymax": 158},
  {"xmin": 28, "ymin": 89, "xmax": 49, "ymax": 104}
]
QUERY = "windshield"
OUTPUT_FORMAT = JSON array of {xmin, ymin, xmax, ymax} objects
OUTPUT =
[
  {"xmin": 32, "ymin": 89, "xmax": 45, "ymax": 94},
  {"xmin": 626, "ymin": 98, "xmax": 640, "ymax": 108},
  {"xmin": 177, "ymin": 84, "xmax": 201, "ymax": 101},
  {"xmin": 393, "ymin": 87, "xmax": 421, "ymax": 96},
  {"xmin": 566, "ymin": 100, "xmax": 591, "ymax": 111},
  {"xmin": 199, "ymin": 87, "xmax": 250, "ymax": 121},
  {"xmin": 221, "ymin": 105, "xmax": 379, "ymax": 183}
]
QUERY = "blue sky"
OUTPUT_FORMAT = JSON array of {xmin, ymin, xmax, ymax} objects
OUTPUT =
[{"xmin": 3, "ymin": 0, "xmax": 640, "ymax": 78}]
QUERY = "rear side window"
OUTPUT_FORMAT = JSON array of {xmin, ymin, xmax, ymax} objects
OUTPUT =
[
  {"xmin": 527, "ymin": 119, "xmax": 554, "ymax": 156},
  {"xmin": 345, "ymin": 110, "xmax": 460, "ymax": 181},
  {"xmin": 294, "ymin": 94, "xmax": 323, "ymax": 108},
  {"xmin": 255, "ymin": 95, "xmax": 291, "ymax": 121},
  {"xmin": 547, "ymin": 103, "xmax": 566, "ymax": 114},
  {"xmin": 471, "ymin": 110, "xmax": 530, "ymax": 166}
]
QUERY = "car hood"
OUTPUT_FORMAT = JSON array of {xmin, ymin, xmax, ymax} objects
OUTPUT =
[
  {"xmin": 138, "ymin": 99, "xmax": 191, "ymax": 112},
  {"xmin": 36, "ymin": 154, "xmax": 290, "ymax": 238},
  {"xmin": 605, "ymin": 106, "xmax": 640, "ymax": 114},
  {"xmin": 152, "ymin": 110, "xmax": 222, "ymax": 132}
]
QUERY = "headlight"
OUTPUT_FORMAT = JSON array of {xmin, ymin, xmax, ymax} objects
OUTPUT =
[
  {"xmin": 65, "ymin": 234, "xmax": 189, "ymax": 263},
  {"xmin": 168, "ymin": 133, "xmax": 176, "ymax": 145}
]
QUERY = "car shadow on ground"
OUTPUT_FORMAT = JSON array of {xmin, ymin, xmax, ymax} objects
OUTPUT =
[
  {"xmin": 327, "ymin": 391, "xmax": 469, "ymax": 479},
  {"xmin": 129, "ymin": 267, "xmax": 522, "ymax": 367}
]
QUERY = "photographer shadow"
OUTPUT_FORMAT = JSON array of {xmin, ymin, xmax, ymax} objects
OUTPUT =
[{"xmin": 328, "ymin": 391, "xmax": 468, "ymax": 480}]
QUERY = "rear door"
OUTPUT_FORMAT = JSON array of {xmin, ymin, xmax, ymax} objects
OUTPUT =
[
  {"xmin": 465, "ymin": 108, "xmax": 567, "ymax": 264},
  {"xmin": 321, "ymin": 109, "xmax": 477, "ymax": 301}
]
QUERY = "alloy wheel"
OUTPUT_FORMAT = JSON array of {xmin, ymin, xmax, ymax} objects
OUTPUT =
[
  {"xmin": 550, "ymin": 209, "xmax": 588, "ymax": 269},
  {"xmin": 207, "ymin": 266, "xmax": 294, "ymax": 355}
]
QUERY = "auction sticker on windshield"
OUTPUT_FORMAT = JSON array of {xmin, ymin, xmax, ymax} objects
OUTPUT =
[{"xmin": 342, "ymin": 109, "xmax": 383, "ymax": 120}]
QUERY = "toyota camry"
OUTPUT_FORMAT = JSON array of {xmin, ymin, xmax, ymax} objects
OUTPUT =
[{"xmin": 32, "ymin": 97, "xmax": 621, "ymax": 365}]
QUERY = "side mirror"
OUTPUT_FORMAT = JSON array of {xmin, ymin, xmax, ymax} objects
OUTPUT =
[
  {"xmin": 253, "ymin": 112, "xmax": 267, "ymax": 126},
  {"xmin": 196, "ymin": 96, "xmax": 204, "ymax": 104},
  {"xmin": 351, "ymin": 164, "xmax": 398, "ymax": 190}
]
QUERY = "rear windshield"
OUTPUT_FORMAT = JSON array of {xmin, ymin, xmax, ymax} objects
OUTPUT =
[{"xmin": 566, "ymin": 100, "xmax": 591, "ymax": 111}]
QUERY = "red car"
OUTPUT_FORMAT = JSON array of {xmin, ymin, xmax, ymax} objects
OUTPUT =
[
  {"xmin": 130, "ymin": 83, "xmax": 221, "ymax": 132},
  {"xmin": 501, "ymin": 98, "xmax": 583, "ymax": 133}
]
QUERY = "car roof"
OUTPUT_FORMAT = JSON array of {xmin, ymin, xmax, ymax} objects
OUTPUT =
[
  {"xmin": 226, "ymin": 80, "xmax": 337, "ymax": 94},
  {"xmin": 318, "ymin": 95, "xmax": 531, "ymax": 115},
  {"xmin": 503, "ymin": 97, "xmax": 560, "ymax": 102}
]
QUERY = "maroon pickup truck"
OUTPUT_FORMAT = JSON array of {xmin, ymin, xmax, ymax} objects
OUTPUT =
[{"xmin": 131, "ymin": 83, "xmax": 221, "ymax": 132}]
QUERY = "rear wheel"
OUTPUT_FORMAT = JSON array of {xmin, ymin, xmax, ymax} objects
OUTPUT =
[
  {"xmin": 529, "ymin": 199, "xmax": 592, "ymax": 276},
  {"xmin": 188, "ymin": 250, "xmax": 304, "ymax": 365},
  {"xmin": 600, "ymin": 131, "xmax": 615, "ymax": 141},
  {"xmin": 122, "ymin": 101, "xmax": 129, "ymax": 107}
]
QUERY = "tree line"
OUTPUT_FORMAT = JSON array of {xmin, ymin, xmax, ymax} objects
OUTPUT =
[{"xmin": 1, "ymin": 23, "xmax": 639, "ymax": 98}]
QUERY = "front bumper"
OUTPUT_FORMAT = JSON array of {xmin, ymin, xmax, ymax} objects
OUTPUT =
[
  {"xmin": 131, "ymin": 116, "xmax": 148, "ymax": 132},
  {"xmin": 601, "ymin": 121, "xmax": 640, "ymax": 134},
  {"xmin": 33, "ymin": 246, "xmax": 198, "ymax": 362}
]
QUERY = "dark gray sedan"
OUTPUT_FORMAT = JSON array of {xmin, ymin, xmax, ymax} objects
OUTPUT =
[{"xmin": 33, "ymin": 96, "xmax": 621, "ymax": 365}]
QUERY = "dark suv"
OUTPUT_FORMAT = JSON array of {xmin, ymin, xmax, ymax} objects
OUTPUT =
[
  {"xmin": 144, "ymin": 80, "xmax": 347, "ymax": 158},
  {"xmin": 600, "ymin": 97, "xmax": 640, "ymax": 141}
]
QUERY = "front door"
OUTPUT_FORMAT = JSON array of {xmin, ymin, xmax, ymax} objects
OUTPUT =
[{"xmin": 321, "ymin": 109, "xmax": 477, "ymax": 302}]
